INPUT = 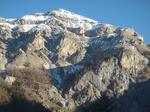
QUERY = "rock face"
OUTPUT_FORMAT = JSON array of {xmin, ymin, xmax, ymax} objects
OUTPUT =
[{"xmin": 0, "ymin": 9, "xmax": 150, "ymax": 112}]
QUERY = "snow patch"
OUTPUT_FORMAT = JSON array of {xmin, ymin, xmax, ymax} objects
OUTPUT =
[
  {"xmin": 36, "ymin": 24, "xmax": 51, "ymax": 29},
  {"xmin": 108, "ymin": 33, "xmax": 118, "ymax": 37},
  {"xmin": 91, "ymin": 23, "xmax": 101, "ymax": 30},
  {"xmin": 51, "ymin": 9, "xmax": 97, "ymax": 23},
  {"xmin": 50, "ymin": 9, "xmax": 98, "ymax": 30},
  {"xmin": 31, "ymin": 24, "xmax": 51, "ymax": 32},
  {"xmin": 21, "ymin": 15, "xmax": 51, "ymax": 22},
  {"xmin": 18, "ymin": 24, "xmax": 51, "ymax": 32},
  {"xmin": 19, "ymin": 24, "xmax": 36, "ymax": 32},
  {"xmin": 0, "ymin": 23, "xmax": 16, "ymax": 29},
  {"xmin": 92, "ymin": 23, "xmax": 117, "ymax": 30},
  {"xmin": 138, "ymin": 35, "xmax": 144, "ymax": 42},
  {"xmin": 6, "ymin": 19, "xmax": 16, "ymax": 22}
]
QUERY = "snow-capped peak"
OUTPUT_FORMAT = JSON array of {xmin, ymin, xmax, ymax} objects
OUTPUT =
[
  {"xmin": 0, "ymin": 9, "xmax": 97, "ymax": 32},
  {"xmin": 49, "ymin": 9, "xmax": 97, "ymax": 23},
  {"xmin": 48, "ymin": 9, "xmax": 98, "ymax": 29},
  {"xmin": 0, "ymin": 9, "xmax": 144, "ymax": 42}
]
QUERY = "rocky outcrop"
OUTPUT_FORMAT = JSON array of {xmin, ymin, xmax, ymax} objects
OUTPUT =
[{"xmin": 0, "ymin": 9, "xmax": 150, "ymax": 112}]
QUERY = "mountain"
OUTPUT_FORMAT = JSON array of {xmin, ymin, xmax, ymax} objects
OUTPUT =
[{"xmin": 0, "ymin": 9, "xmax": 150, "ymax": 112}]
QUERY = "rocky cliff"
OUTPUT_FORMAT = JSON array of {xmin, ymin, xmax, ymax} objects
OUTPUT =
[{"xmin": 0, "ymin": 9, "xmax": 150, "ymax": 112}]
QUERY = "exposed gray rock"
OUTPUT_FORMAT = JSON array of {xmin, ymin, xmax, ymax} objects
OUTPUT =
[{"xmin": 0, "ymin": 9, "xmax": 150, "ymax": 112}]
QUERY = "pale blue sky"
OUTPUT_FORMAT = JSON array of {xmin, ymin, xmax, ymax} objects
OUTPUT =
[{"xmin": 0, "ymin": 0, "xmax": 150, "ymax": 43}]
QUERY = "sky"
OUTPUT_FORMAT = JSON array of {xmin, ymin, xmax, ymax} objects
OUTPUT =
[{"xmin": 0, "ymin": 0, "xmax": 150, "ymax": 43}]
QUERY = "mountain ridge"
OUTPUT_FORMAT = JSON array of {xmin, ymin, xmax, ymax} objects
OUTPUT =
[{"xmin": 0, "ymin": 9, "xmax": 150, "ymax": 112}]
